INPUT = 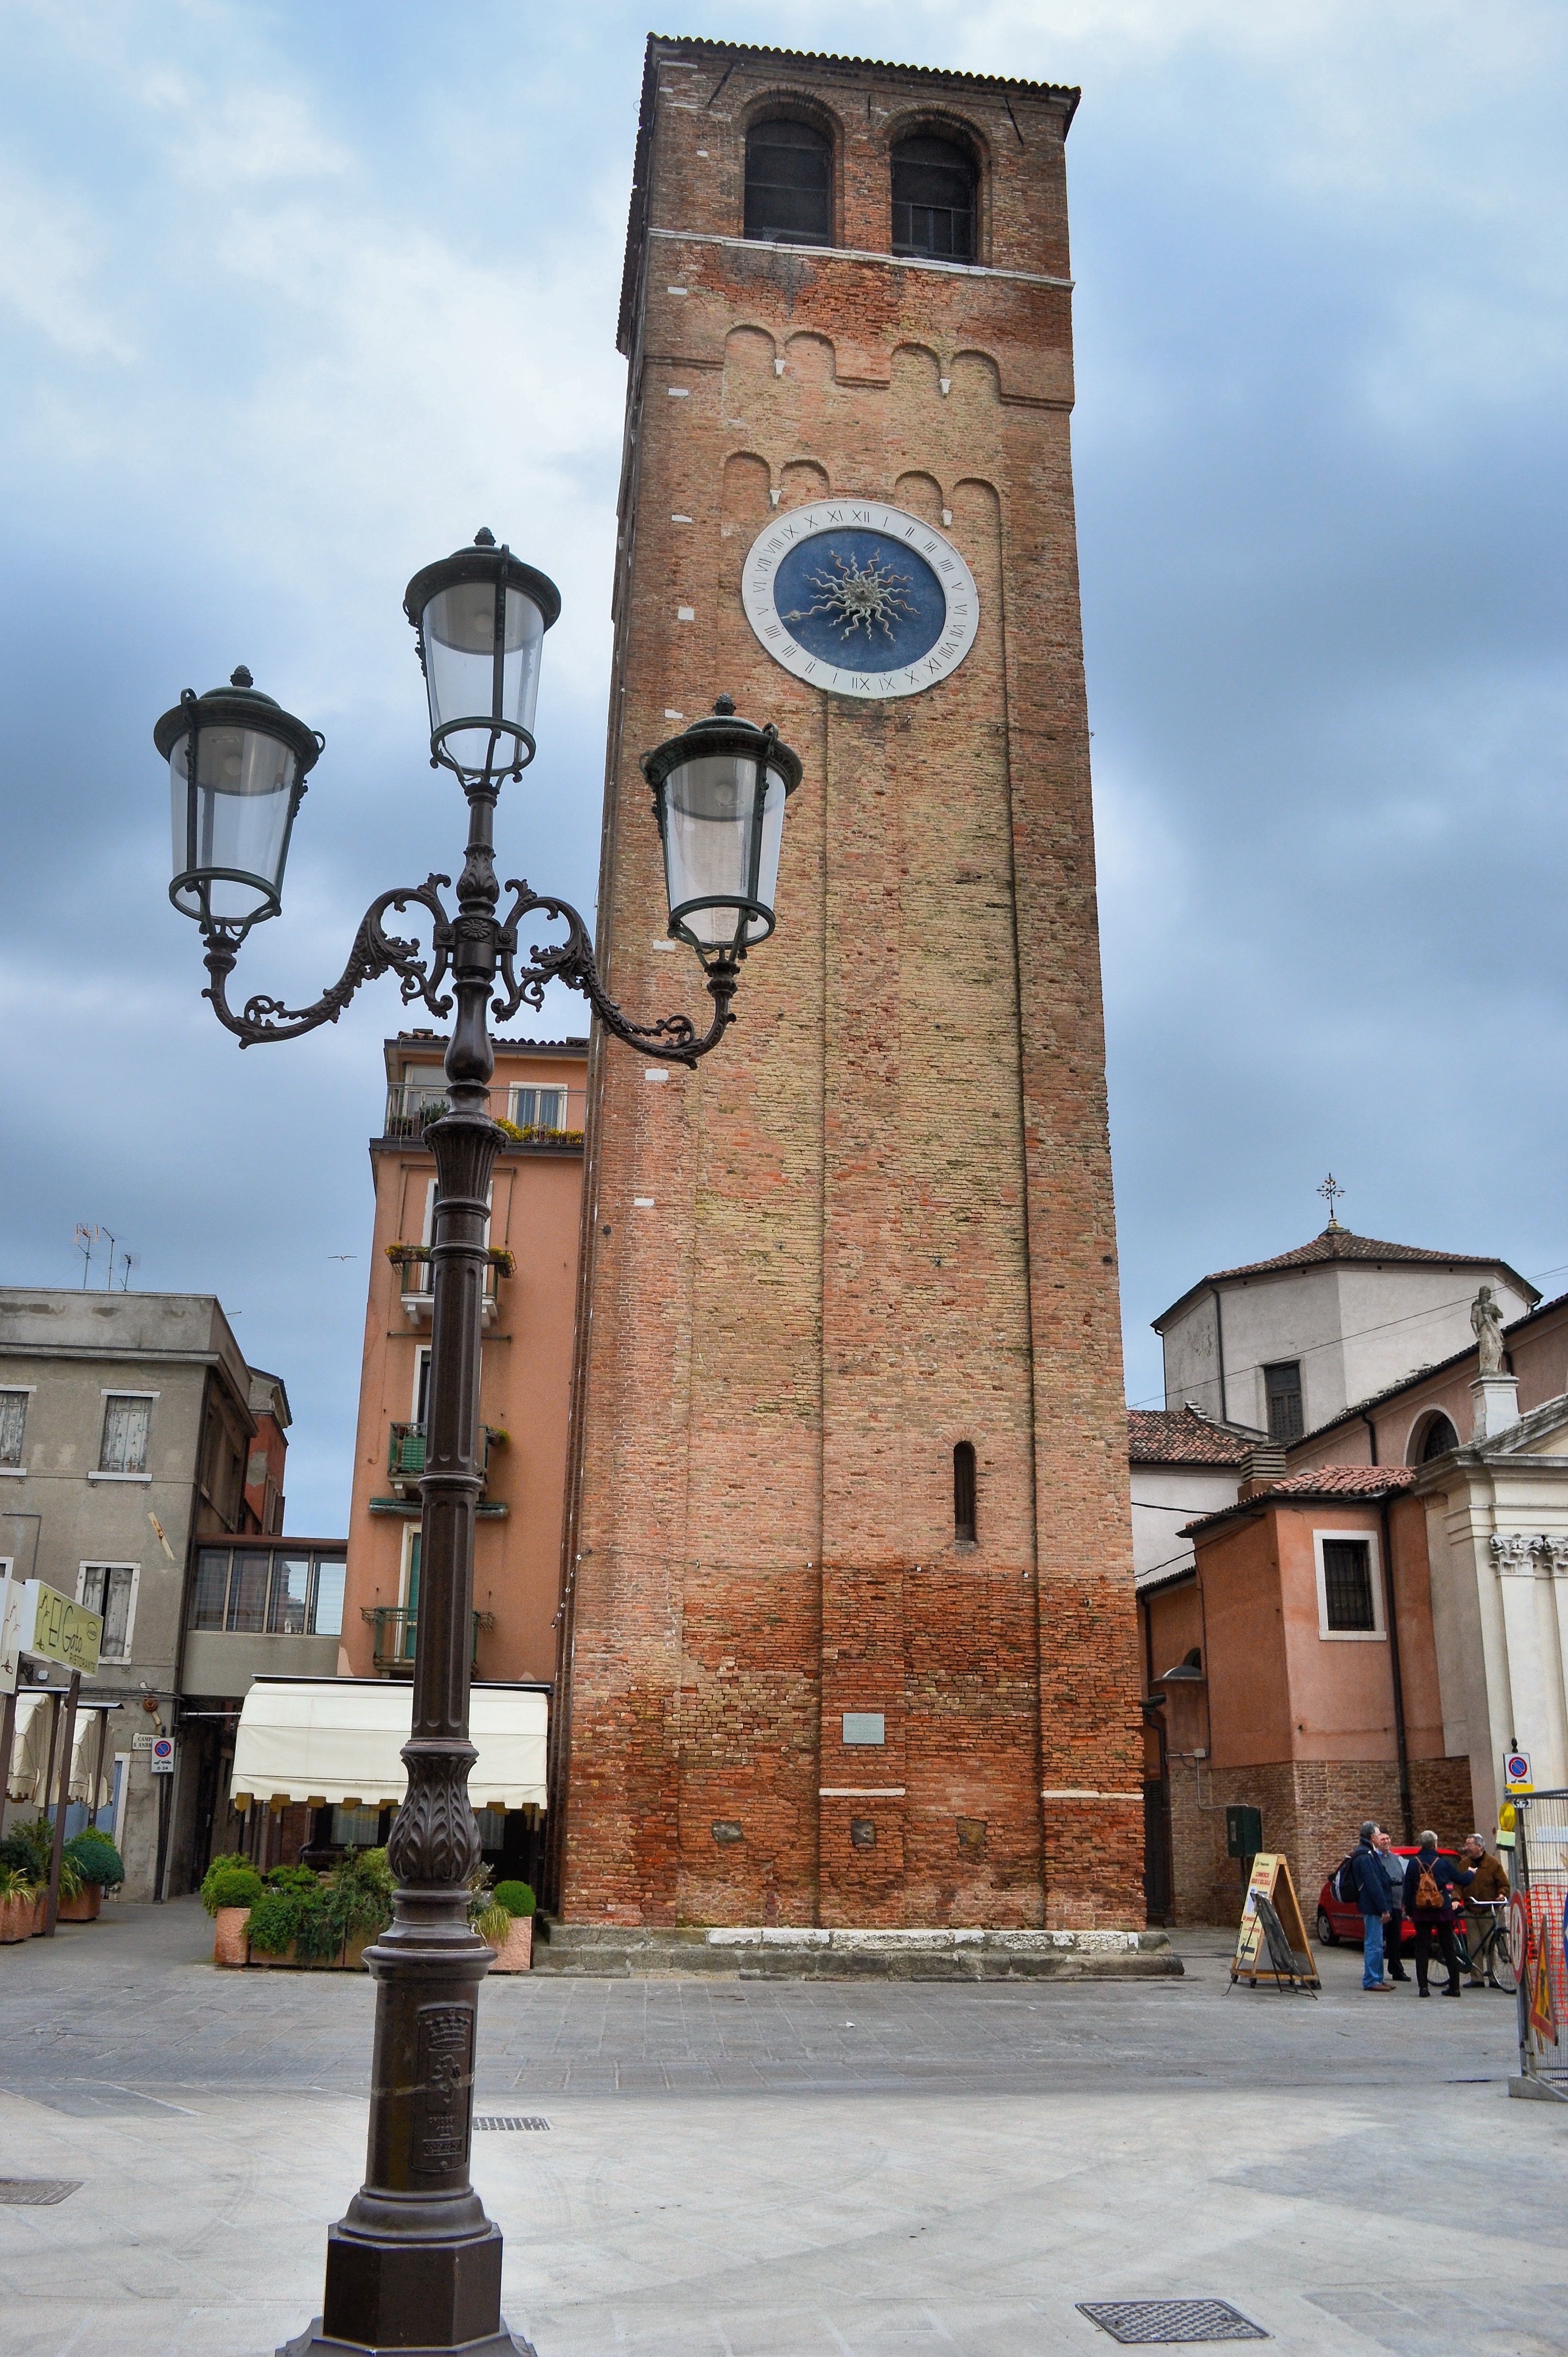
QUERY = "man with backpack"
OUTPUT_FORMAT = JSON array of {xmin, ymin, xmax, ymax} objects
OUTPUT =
[
  {"xmin": 1402, "ymin": 1830, "xmax": 1474, "ymax": 1997},
  {"xmin": 1342, "ymin": 1820, "xmax": 1395, "ymax": 1990}
]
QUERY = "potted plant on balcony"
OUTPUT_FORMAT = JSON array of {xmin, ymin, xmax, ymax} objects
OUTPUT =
[
  {"xmin": 474, "ymin": 1879, "xmax": 535, "ymax": 1973},
  {"xmin": 0, "ymin": 1865, "xmax": 41, "ymax": 1943},
  {"xmin": 201, "ymin": 1852, "xmax": 265, "ymax": 1966}
]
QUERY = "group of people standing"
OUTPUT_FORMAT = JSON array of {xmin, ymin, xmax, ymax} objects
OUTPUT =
[{"xmin": 1342, "ymin": 1821, "xmax": 1510, "ymax": 1995}]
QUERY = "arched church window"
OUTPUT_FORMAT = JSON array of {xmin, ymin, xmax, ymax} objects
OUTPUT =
[
  {"xmin": 745, "ymin": 119, "xmax": 832, "ymax": 247},
  {"xmin": 1419, "ymin": 1414, "xmax": 1459, "ymax": 1462},
  {"xmin": 891, "ymin": 133, "xmax": 976, "ymax": 262}
]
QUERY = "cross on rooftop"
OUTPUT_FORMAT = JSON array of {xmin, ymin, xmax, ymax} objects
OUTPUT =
[{"xmin": 1317, "ymin": 1172, "xmax": 1345, "ymax": 1230}]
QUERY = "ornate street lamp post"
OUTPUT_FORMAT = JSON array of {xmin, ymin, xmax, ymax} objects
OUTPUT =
[{"xmin": 157, "ymin": 530, "xmax": 802, "ymax": 2357}]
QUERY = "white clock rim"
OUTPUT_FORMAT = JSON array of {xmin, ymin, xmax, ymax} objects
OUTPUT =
[{"xmin": 740, "ymin": 502, "xmax": 979, "ymax": 702}]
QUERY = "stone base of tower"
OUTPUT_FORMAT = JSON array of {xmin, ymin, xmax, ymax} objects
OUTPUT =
[{"xmin": 532, "ymin": 1921, "xmax": 1180, "ymax": 1980}]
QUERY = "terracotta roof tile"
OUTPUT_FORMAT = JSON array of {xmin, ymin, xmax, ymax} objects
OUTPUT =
[
  {"xmin": 1128, "ymin": 1409, "xmax": 1256, "ymax": 1466},
  {"xmin": 1205, "ymin": 1226, "xmax": 1512, "ymax": 1284},
  {"xmin": 1181, "ymin": 1462, "xmax": 1414, "ymax": 1539}
]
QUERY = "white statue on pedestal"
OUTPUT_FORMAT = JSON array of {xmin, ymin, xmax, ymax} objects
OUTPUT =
[{"xmin": 1471, "ymin": 1285, "xmax": 1505, "ymax": 1376}]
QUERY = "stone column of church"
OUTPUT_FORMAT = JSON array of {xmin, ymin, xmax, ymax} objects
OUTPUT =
[{"xmin": 555, "ymin": 36, "xmax": 1144, "ymax": 1931}]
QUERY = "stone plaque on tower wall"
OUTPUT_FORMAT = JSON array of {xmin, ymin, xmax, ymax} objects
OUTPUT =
[{"xmin": 550, "ymin": 36, "xmax": 1145, "ymax": 1932}]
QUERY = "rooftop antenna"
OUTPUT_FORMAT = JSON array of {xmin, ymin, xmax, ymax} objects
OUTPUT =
[
  {"xmin": 74, "ymin": 1223, "xmax": 100, "ymax": 1287},
  {"xmin": 119, "ymin": 1252, "xmax": 137, "ymax": 1292},
  {"xmin": 1317, "ymin": 1173, "xmax": 1345, "ymax": 1232},
  {"xmin": 100, "ymin": 1226, "xmax": 119, "ymax": 1290}
]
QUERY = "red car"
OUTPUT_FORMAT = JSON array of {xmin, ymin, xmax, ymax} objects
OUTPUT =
[{"xmin": 1315, "ymin": 1845, "xmax": 1460, "ymax": 1948}]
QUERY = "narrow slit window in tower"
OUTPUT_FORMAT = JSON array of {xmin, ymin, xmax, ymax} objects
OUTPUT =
[{"xmin": 953, "ymin": 1440, "xmax": 977, "ymax": 1544}]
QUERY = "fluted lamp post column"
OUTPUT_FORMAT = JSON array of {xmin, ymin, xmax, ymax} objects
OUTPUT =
[{"xmin": 155, "ymin": 530, "xmax": 802, "ymax": 2357}]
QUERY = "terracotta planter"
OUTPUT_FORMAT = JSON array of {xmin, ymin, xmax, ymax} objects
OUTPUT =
[
  {"xmin": 213, "ymin": 1905, "xmax": 251, "ymax": 1967},
  {"xmin": 247, "ymin": 1937, "xmax": 300, "ymax": 1967},
  {"xmin": 0, "ymin": 1894, "xmax": 37, "ymax": 1944},
  {"xmin": 56, "ymin": 1886, "xmax": 102, "ymax": 1923},
  {"xmin": 485, "ymin": 1915, "xmax": 533, "ymax": 1973}
]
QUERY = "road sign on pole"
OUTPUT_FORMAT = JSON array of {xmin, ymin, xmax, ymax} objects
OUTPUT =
[
  {"xmin": 1505, "ymin": 1747, "xmax": 1533, "ymax": 1794},
  {"xmin": 150, "ymin": 1736, "xmax": 174, "ymax": 1776}
]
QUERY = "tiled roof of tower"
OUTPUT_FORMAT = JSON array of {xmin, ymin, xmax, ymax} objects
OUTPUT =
[
  {"xmin": 1153, "ymin": 1224, "xmax": 1538, "ymax": 1329},
  {"xmin": 649, "ymin": 35, "xmax": 1081, "ymax": 109},
  {"xmin": 1128, "ymin": 1409, "xmax": 1255, "ymax": 1466},
  {"xmin": 1181, "ymin": 1463, "xmax": 1416, "ymax": 1539},
  {"xmin": 1207, "ymin": 1226, "xmax": 1510, "ymax": 1283}
]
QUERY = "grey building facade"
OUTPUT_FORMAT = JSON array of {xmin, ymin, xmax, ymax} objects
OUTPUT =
[{"xmin": 0, "ymin": 1289, "xmax": 263, "ymax": 1900}]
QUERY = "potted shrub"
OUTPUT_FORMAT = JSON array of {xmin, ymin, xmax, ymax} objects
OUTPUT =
[
  {"xmin": 200, "ymin": 1852, "xmax": 265, "ymax": 1966},
  {"xmin": 64, "ymin": 1829, "xmax": 125, "ymax": 1919},
  {"xmin": 1, "ymin": 1817, "xmax": 51, "ymax": 1928},
  {"xmin": 245, "ymin": 1880, "xmax": 309, "ymax": 1966},
  {"xmin": 0, "ymin": 1865, "xmax": 40, "ymax": 1944},
  {"xmin": 476, "ymin": 1879, "xmax": 535, "ymax": 1973},
  {"xmin": 321, "ymin": 1847, "xmax": 395, "ymax": 1969},
  {"xmin": 52, "ymin": 1855, "xmax": 92, "ymax": 1923}
]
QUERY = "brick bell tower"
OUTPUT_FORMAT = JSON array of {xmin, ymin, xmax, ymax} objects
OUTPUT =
[{"xmin": 550, "ymin": 36, "xmax": 1144, "ymax": 1931}]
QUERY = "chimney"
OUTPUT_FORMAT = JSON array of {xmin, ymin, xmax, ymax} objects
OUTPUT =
[{"xmin": 1238, "ymin": 1444, "xmax": 1287, "ymax": 1501}]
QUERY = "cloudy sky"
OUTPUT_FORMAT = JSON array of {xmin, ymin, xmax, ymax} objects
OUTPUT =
[{"xmin": 2, "ymin": 0, "xmax": 1565, "ymax": 1525}]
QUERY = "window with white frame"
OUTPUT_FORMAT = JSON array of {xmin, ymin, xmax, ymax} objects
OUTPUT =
[
  {"xmin": 1313, "ymin": 1528, "xmax": 1386, "ymax": 1640},
  {"xmin": 78, "ymin": 1563, "xmax": 139, "ymax": 1661},
  {"xmin": 510, "ymin": 1085, "xmax": 567, "ymax": 1132},
  {"xmin": 0, "ymin": 1390, "xmax": 29, "ymax": 1469},
  {"xmin": 99, "ymin": 1394, "xmax": 152, "ymax": 1475}
]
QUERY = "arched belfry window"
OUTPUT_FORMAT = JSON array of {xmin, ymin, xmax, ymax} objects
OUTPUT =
[
  {"xmin": 745, "ymin": 118, "xmax": 831, "ymax": 247},
  {"xmin": 891, "ymin": 133, "xmax": 976, "ymax": 262},
  {"xmin": 1419, "ymin": 1414, "xmax": 1459, "ymax": 1462}
]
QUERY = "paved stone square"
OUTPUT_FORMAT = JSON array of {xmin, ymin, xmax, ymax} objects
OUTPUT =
[{"xmin": 1, "ymin": 1899, "xmax": 1564, "ymax": 2355}]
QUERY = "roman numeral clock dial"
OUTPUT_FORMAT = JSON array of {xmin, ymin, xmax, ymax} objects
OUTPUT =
[{"xmin": 742, "ymin": 504, "xmax": 979, "ymax": 699}]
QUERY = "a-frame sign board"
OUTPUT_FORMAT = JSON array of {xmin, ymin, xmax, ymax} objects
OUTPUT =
[{"xmin": 1230, "ymin": 1852, "xmax": 1321, "ymax": 1990}]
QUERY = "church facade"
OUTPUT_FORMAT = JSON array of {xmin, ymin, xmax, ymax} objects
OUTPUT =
[{"xmin": 549, "ymin": 37, "xmax": 1144, "ymax": 1929}]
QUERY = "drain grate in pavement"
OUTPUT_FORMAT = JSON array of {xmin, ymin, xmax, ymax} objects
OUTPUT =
[
  {"xmin": 1077, "ymin": 2301, "xmax": 1268, "ymax": 2344},
  {"xmin": 473, "ymin": 2116, "xmax": 550, "ymax": 2131},
  {"xmin": 0, "ymin": 2180, "xmax": 82, "ymax": 2207}
]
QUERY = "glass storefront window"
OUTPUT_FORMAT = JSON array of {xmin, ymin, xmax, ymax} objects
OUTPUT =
[
  {"xmin": 192, "ymin": 1549, "xmax": 230, "ymax": 1629},
  {"xmin": 269, "ymin": 1556, "xmax": 311, "ymax": 1634},
  {"xmin": 311, "ymin": 1557, "xmax": 346, "ymax": 1638},
  {"xmin": 331, "ymin": 1806, "xmax": 380, "ymax": 1848},
  {"xmin": 226, "ymin": 1552, "xmax": 269, "ymax": 1633}
]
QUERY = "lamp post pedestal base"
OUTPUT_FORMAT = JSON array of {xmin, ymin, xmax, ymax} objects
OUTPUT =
[
  {"xmin": 277, "ymin": 2217, "xmax": 533, "ymax": 2357},
  {"xmin": 280, "ymin": 2327, "xmax": 534, "ymax": 2357}
]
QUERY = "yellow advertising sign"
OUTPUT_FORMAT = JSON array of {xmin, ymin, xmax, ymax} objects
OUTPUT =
[{"xmin": 21, "ymin": 1579, "xmax": 101, "ymax": 1675}]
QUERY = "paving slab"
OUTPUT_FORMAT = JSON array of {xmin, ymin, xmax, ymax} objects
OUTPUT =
[{"xmin": 1, "ymin": 1902, "xmax": 1562, "ymax": 2356}]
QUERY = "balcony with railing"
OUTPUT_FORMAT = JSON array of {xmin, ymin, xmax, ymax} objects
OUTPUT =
[
  {"xmin": 362, "ymin": 1604, "xmax": 494, "ymax": 1677},
  {"xmin": 385, "ymin": 1245, "xmax": 512, "ymax": 1328},
  {"xmin": 385, "ymin": 1421, "xmax": 506, "ymax": 1498},
  {"xmin": 382, "ymin": 1081, "xmax": 586, "ymax": 1146}
]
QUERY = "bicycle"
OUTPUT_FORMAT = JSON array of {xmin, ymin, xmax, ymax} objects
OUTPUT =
[{"xmin": 1452, "ymin": 1898, "xmax": 1516, "ymax": 1992}]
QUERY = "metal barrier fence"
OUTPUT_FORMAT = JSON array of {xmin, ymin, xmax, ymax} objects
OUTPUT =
[{"xmin": 1514, "ymin": 1790, "xmax": 1568, "ymax": 2100}]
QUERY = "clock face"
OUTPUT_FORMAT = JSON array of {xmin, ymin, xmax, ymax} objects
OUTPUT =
[{"xmin": 741, "ymin": 502, "xmax": 979, "ymax": 700}]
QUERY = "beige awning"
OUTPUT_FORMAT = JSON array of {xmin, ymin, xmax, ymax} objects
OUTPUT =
[
  {"xmin": 230, "ymin": 1678, "xmax": 547, "ymax": 1811},
  {"xmin": 6, "ymin": 1693, "xmax": 119, "ymax": 1805}
]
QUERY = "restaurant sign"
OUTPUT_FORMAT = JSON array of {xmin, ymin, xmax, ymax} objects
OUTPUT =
[{"xmin": 18, "ymin": 1580, "xmax": 102, "ymax": 1675}]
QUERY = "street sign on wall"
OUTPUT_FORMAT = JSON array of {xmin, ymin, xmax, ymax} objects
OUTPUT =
[
  {"xmin": 19, "ymin": 1580, "xmax": 102, "ymax": 1675},
  {"xmin": 150, "ymin": 1737, "xmax": 175, "ymax": 1775}
]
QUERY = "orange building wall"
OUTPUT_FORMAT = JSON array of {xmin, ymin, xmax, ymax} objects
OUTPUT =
[{"xmin": 342, "ymin": 1039, "xmax": 586, "ymax": 1685}]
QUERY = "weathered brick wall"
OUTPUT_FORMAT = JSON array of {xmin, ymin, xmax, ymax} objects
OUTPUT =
[
  {"xmin": 552, "ymin": 38, "xmax": 1143, "ymax": 1929},
  {"xmin": 1166, "ymin": 1756, "xmax": 1475, "ymax": 1927}
]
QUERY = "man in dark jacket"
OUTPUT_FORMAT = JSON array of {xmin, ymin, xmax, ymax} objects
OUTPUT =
[
  {"xmin": 1403, "ymin": 1831, "xmax": 1473, "ymax": 1996},
  {"xmin": 1346, "ymin": 1820, "xmax": 1394, "ymax": 1990},
  {"xmin": 1374, "ymin": 1826, "xmax": 1410, "ymax": 1981}
]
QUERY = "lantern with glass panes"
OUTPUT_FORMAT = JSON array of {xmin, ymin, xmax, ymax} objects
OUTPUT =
[{"xmin": 154, "ymin": 529, "xmax": 800, "ymax": 2357}]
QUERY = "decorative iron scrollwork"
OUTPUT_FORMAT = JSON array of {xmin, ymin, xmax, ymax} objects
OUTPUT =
[{"xmin": 201, "ymin": 878, "xmax": 456, "ymax": 1046}]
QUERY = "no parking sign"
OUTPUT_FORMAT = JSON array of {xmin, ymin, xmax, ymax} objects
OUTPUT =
[
  {"xmin": 1505, "ymin": 1748, "xmax": 1533, "ymax": 1794},
  {"xmin": 150, "ymin": 1736, "xmax": 174, "ymax": 1775}
]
